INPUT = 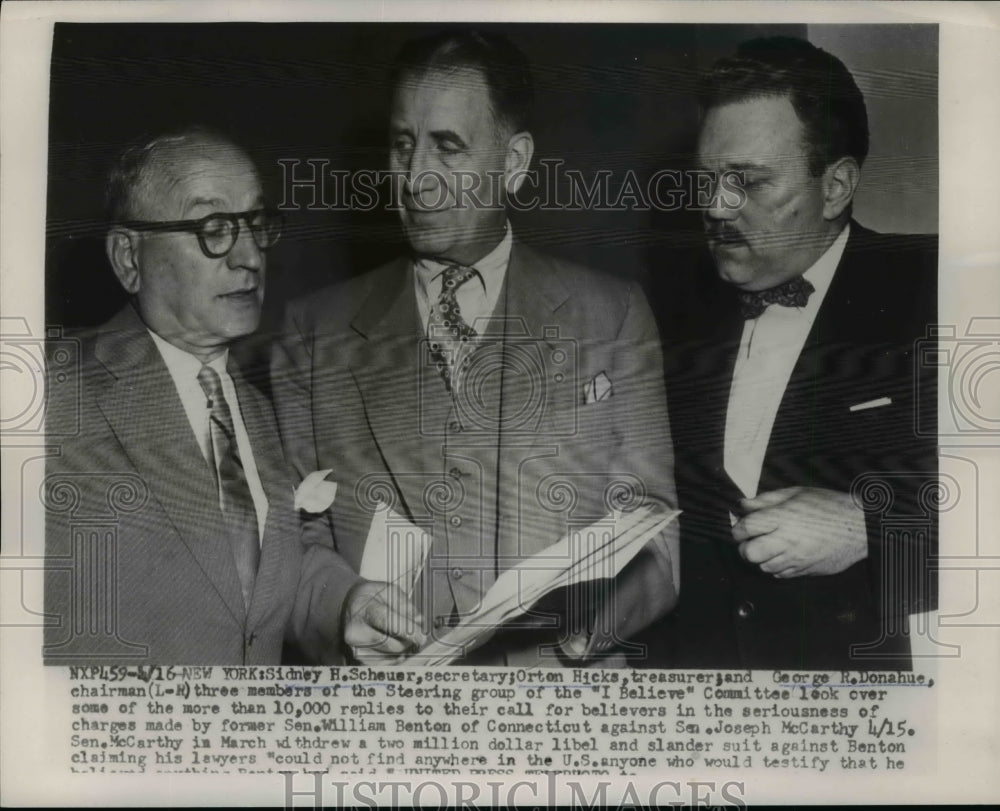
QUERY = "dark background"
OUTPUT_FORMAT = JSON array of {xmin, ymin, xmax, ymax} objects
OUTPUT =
[{"xmin": 45, "ymin": 22, "xmax": 937, "ymax": 333}]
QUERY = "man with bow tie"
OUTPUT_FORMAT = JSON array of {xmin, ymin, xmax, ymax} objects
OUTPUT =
[
  {"xmin": 650, "ymin": 37, "xmax": 937, "ymax": 669},
  {"xmin": 44, "ymin": 127, "xmax": 419, "ymax": 664},
  {"xmin": 273, "ymin": 29, "xmax": 679, "ymax": 666}
]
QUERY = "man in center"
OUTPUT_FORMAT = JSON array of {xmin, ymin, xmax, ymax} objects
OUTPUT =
[{"xmin": 273, "ymin": 30, "xmax": 678, "ymax": 666}]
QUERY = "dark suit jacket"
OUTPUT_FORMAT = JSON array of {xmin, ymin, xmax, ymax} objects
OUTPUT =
[
  {"xmin": 649, "ymin": 222, "xmax": 937, "ymax": 670},
  {"xmin": 272, "ymin": 239, "xmax": 679, "ymax": 666},
  {"xmin": 44, "ymin": 304, "xmax": 360, "ymax": 665}
]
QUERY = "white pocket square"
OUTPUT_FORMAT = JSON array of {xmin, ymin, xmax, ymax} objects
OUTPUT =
[
  {"xmin": 294, "ymin": 469, "xmax": 338, "ymax": 513},
  {"xmin": 849, "ymin": 397, "xmax": 892, "ymax": 412},
  {"xmin": 583, "ymin": 371, "xmax": 613, "ymax": 404}
]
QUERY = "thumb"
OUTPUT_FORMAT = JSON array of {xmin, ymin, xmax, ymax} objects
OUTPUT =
[
  {"xmin": 739, "ymin": 486, "xmax": 803, "ymax": 514},
  {"xmin": 366, "ymin": 584, "xmax": 426, "ymax": 648}
]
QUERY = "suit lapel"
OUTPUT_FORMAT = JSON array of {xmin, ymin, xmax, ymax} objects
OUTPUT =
[
  {"xmin": 500, "ymin": 242, "xmax": 573, "ymax": 440},
  {"xmin": 761, "ymin": 223, "xmax": 873, "ymax": 489},
  {"xmin": 229, "ymin": 360, "xmax": 295, "ymax": 632},
  {"xmin": 92, "ymin": 306, "xmax": 246, "ymax": 625},
  {"xmin": 676, "ymin": 274, "xmax": 745, "ymax": 509},
  {"xmin": 348, "ymin": 259, "xmax": 437, "ymax": 520},
  {"xmin": 708, "ymin": 331, "xmax": 745, "ymax": 505}
]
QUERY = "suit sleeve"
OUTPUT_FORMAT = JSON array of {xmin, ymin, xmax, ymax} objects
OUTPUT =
[
  {"xmin": 271, "ymin": 301, "xmax": 322, "ymax": 481},
  {"xmin": 586, "ymin": 281, "xmax": 680, "ymax": 658},
  {"xmin": 272, "ymin": 300, "xmax": 364, "ymax": 663},
  {"xmin": 863, "ymin": 249, "xmax": 938, "ymax": 620},
  {"xmin": 287, "ymin": 537, "xmax": 362, "ymax": 664}
]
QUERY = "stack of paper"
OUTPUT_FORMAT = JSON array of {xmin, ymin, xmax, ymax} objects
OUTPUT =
[
  {"xmin": 412, "ymin": 501, "xmax": 680, "ymax": 665},
  {"xmin": 359, "ymin": 501, "xmax": 432, "ymax": 598}
]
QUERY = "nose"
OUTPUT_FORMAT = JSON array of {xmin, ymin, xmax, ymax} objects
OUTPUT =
[
  {"xmin": 399, "ymin": 145, "xmax": 442, "ymax": 202},
  {"xmin": 226, "ymin": 218, "xmax": 264, "ymax": 272},
  {"xmin": 702, "ymin": 171, "xmax": 739, "ymax": 224}
]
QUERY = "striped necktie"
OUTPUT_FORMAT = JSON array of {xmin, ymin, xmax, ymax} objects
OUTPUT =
[{"xmin": 197, "ymin": 365, "xmax": 259, "ymax": 610}]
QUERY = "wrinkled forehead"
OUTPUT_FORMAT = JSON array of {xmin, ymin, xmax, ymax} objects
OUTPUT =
[
  {"xmin": 136, "ymin": 138, "xmax": 262, "ymax": 219},
  {"xmin": 392, "ymin": 66, "xmax": 497, "ymax": 123},
  {"xmin": 697, "ymin": 94, "xmax": 807, "ymax": 167}
]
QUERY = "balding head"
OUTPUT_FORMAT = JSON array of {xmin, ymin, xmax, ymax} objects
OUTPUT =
[
  {"xmin": 106, "ymin": 126, "xmax": 257, "ymax": 224},
  {"xmin": 104, "ymin": 126, "xmax": 270, "ymax": 362}
]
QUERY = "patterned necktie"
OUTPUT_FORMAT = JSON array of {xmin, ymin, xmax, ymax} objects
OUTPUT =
[
  {"xmin": 427, "ymin": 264, "xmax": 479, "ymax": 392},
  {"xmin": 197, "ymin": 365, "xmax": 260, "ymax": 610},
  {"xmin": 738, "ymin": 275, "xmax": 815, "ymax": 320}
]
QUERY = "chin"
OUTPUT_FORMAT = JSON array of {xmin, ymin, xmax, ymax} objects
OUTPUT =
[
  {"xmin": 219, "ymin": 311, "xmax": 262, "ymax": 340},
  {"xmin": 226, "ymin": 324, "xmax": 261, "ymax": 342},
  {"xmin": 714, "ymin": 258, "xmax": 760, "ymax": 290},
  {"xmin": 404, "ymin": 227, "xmax": 457, "ymax": 258}
]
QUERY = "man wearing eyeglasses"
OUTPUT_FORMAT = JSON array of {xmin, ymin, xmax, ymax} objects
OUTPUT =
[
  {"xmin": 649, "ymin": 37, "xmax": 937, "ymax": 670},
  {"xmin": 44, "ymin": 126, "xmax": 425, "ymax": 664}
]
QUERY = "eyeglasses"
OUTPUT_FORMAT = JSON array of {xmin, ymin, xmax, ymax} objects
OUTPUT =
[{"xmin": 120, "ymin": 209, "xmax": 284, "ymax": 259}]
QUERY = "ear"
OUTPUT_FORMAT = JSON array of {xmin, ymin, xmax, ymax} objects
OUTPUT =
[
  {"xmin": 821, "ymin": 156, "xmax": 860, "ymax": 221},
  {"xmin": 106, "ymin": 227, "xmax": 142, "ymax": 294},
  {"xmin": 504, "ymin": 131, "xmax": 535, "ymax": 196}
]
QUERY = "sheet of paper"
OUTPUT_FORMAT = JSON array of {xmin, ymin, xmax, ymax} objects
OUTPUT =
[
  {"xmin": 413, "ymin": 501, "xmax": 680, "ymax": 665},
  {"xmin": 359, "ymin": 501, "xmax": 432, "ymax": 598}
]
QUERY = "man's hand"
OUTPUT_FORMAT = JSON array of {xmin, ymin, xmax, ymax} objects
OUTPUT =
[
  {"xmin": 731, "ymin": 486, "xmax": 868, "ymax": 578},
  {"xmin": 342, "ymin": 580, "xmax": 426, "ymax": 664}
]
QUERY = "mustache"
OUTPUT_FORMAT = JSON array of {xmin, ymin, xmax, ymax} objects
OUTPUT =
[{"xmin": 705, "ymin": 225, "xmax": 746, "ymax": 245}]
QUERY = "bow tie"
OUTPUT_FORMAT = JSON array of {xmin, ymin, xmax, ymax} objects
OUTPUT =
[{"xmin": 737, "ymin": 275, "xmax": 815, "ymax": 319}]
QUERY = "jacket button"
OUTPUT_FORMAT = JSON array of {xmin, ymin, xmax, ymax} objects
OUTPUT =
[
  {"xmin": 449, "ymin": 467, "xmax": 464, "ymax": 480},
  {"xmin": 451, "ymin": 568, "xmax": 464, "ymax": 580},
  {"xmin": 450, "ymin": 516, "xmax": 462, "ymax": 527},
  {"xmin": 736, "ymin": 601, "xmax": 755, "ymax": 620},
  {"xmin": 448, "ymin": 421, "xmax": 462, "ymax": 433}
]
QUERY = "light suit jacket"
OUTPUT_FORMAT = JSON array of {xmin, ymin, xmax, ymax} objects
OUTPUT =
[
  {"xmin": 44, "ymin": 304, "xmax": 360, "ymax": 665},
  {"xmin": 272, "ymin": 240, "xmax": 679, "ymax": 666}
]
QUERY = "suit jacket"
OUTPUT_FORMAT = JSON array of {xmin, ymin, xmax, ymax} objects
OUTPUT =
[
  {"xmin": 44, "ymin": 304, "xmax": 360, "ymax": 665},
  {"xmin": 650, "ymin": 222, "xmax": 937, "ymax": 670},
  {"xmin": 272, "ymin": 239, "xmax": 679, "ymax": 666}
]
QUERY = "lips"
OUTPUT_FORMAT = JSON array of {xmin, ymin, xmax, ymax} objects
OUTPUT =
[
  {"xmin": 219, "ymin": 288, "xmax": 259, "ymax": 302},
  {"xmin": 707, "ymin": 230, "xmax": 746, "ymax": 249},
  {"xmin": 403, "ymin": 205, "xmax": 451, "ymax": 217}
]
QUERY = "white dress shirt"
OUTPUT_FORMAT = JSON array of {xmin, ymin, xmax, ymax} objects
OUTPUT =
[
  {"xmin": 148, "ymin": 330, "xmax": 268, "ymax": 542},
  {"xmin": 414, "ymin": 222, "xmax": 512, "ymax": 335},
  {"xmin": 724, "ymin": 223, "xmax": 850, "ymax": 499}
]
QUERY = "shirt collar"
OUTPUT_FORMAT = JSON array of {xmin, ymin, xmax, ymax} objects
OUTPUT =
[
  {"xmin": 413, "ymin": 222, "xmax": 513, "ymax": 300},
  {"xmin": 147, "ymin": 328, "xmax": 229, "ymax": 383},
  {"xmin": 800, "ymin": 221, "xmax": 850, "ymax": 302}
]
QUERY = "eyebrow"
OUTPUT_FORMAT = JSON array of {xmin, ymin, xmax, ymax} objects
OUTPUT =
[
  {"xmin": 724, "ymin": 162, "xmax": 773, "ymax": 174},
  {"xmin": 183, "ymin": 195, "xmax": 264, "ymax": 217},
  {"xmin": 429, "ymin": 129, "xmax": 467, "ymax": 148},
  {"xmin": 389, "ymin": 125, "xmax": 468, "ymax": 150},
  {"xmin": 696, "ymin": 158, "xmax": 773, "ymax": 173}
]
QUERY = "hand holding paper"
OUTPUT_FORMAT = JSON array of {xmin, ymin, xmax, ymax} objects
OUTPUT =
[
  {"xmin": 342, "ymin": 580, "xmax": 426, "ymax": 664},
  {"xmin": 413, "ymin": 500, "xmax": 680, "ymax": 665}
]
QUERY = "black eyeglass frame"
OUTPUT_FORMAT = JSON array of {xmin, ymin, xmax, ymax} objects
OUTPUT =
[{"xmin": 118, "ymin": 208, "xmax": 284, "ymax": 259}]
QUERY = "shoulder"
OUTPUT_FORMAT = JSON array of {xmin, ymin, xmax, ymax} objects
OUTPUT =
[
  {"xmin": 53, "ymin": 305, "xmax": 147, "ymax": 380},
  {"xmin": 284, "ymin": 257, "xmax": 408, "ymax": 332},
  {"xmin": 843, "ymin": 223, "xmax": 937, "ymax": 276},
  {"xmin": 512, "ymin": 241, "xmax": 644, "ymax": 320},
  {"xmin": 830, "ymin": 223, "xmax": 937, "ymax": 337},
  {"xmin": 839, "ymin": 222, "xmax": 937, "ymax": 297}
]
